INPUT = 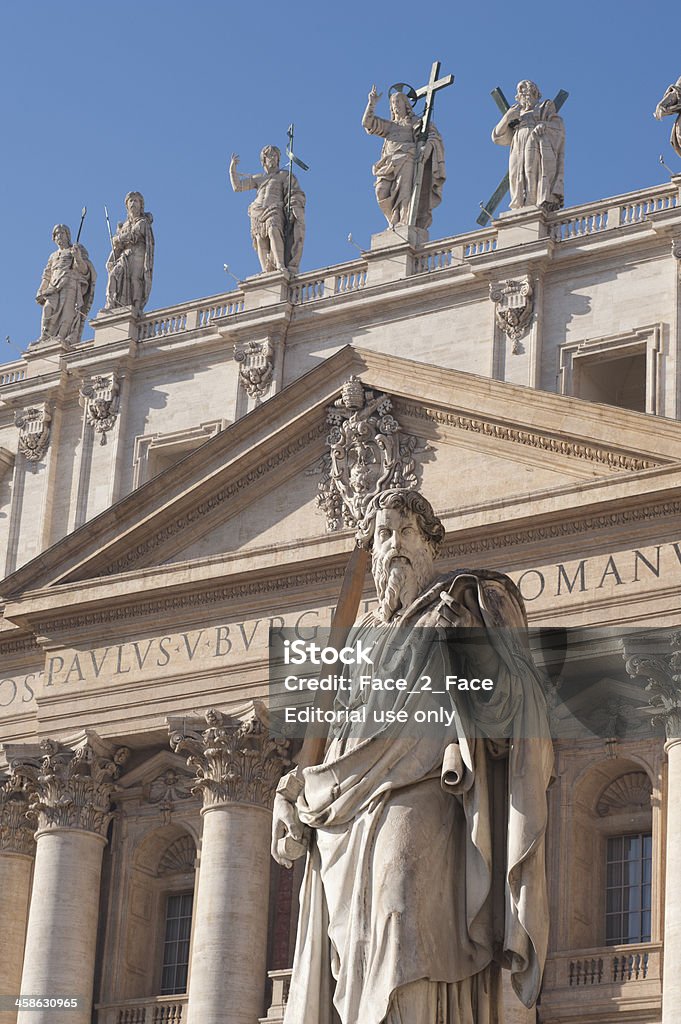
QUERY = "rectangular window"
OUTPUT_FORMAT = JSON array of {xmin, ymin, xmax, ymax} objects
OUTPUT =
[
  {"xmin": 161, "ymin": 891, "xmax": 193, "ymax": 995},
  {"xmin": 605, "ymin": 833, "xmax": 652, "ymax": 945}
]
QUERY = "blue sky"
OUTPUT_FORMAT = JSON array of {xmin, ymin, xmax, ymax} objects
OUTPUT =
[{"xmin": 1, "ymin": 0, "xmax": 679, "ymax": 354}]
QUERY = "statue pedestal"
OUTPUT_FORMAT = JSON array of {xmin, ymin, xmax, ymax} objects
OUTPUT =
[
  {"xmin": 240, "ymin": 269, "xmax": 291, "ymax": 310},
  {"xmin": 366, "ymin": 225, "xmax": 428, "ymax": 285},
  {"xmin": 90, "ymin": 307, "xmax": 141, "ymax": 346},
  {"xmin": 495, "ymin": 207, "xmax": 551, "ymax": 249}
]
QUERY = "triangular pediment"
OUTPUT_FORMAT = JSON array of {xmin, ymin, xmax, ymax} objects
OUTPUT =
[{"xmin": 1, "ymin": 345, "xmax": 680, "ymax": 603}]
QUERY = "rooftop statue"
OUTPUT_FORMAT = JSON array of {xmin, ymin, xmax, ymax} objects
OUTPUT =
[
  {"xmin": 104, "ymin": 191, "xmax": 154, "ymax": 315},
  {"xmin": 35, "ymin": 224, "xmax": 96, "ymax": 345},
  {"xmin": 272, "ymin": 488, "xmax": 553, "ymax": 1024},
  {"xmin": 362, "ymin": 84, "xmax": 446, "ymax": 230},
  {"xmin": 655, "ymin": 76, "xmax": 681, "ymax": 158},
  {"xmin": 229, "ymin": 145, "xmax": 306, "ymax": 274},
  {"xmin": 492, "ymin": 80, "xmax": 565, "ymax": 212}
]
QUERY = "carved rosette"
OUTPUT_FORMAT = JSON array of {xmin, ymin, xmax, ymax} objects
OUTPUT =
[
  {"xmin": 8, "ymin": 738, "xmax": 130, "ymax": 838},
  {"xmin": 0, "ymin": 776, "xmax": 35, "ymax": 856},
  {"xmin": 15, "ymin": 402, "xmax": 52, "ymax": 462},
  {"xmin": 624, "ymin": 630, "xmax": 681, "ymax": 740},
  {"xmin": 234, "ymin": 340, "xmax": 274, "ymax": 399},
  {"xmin": 311, "ymin": 375, "xmax": 428, "ymax": 531},
  {"xmin": 168, "ymin": 705, "xmax": 290, "ymax": 810},
  {"xmin": 489, "ymin": 276, "xmax": 534, "ymax": 352},
  {"xmin": 79, "ymin": 372, "xmax": 120, "ymax": 445}
]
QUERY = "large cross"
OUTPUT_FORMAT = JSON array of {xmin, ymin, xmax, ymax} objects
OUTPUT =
[
  {"xmin": 407, "ymin": 60, "xmax": 454, "ymax": 227},
  {"xmin": 476, "ymin": 86, "xmax": 569, "ymax": 227}
]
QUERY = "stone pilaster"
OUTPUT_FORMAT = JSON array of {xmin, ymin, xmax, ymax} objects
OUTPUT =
[
  {"xmin": 6, "ymin": 737, "xmax": 128, "ymax": 1024},
  {"xmin": 169, "ymin": 703, "xmax": 289, "ymax": 1024},
  {"xmin": 625, "ymin": 631, "xmax": 681, "ymax": 1024},
  {"xmin": 0, "ymin": 778, "xmax": 35, "ymax": 1024}
]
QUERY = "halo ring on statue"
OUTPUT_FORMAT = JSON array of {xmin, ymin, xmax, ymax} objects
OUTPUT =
[{"xmin": 388, "ymin": 82, "xmax": 423, "ymax": 115}]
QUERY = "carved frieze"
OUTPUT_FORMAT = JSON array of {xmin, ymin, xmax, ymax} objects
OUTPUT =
[
  {"xmin": 234, "ymin": 340, "xmax": 274, "ymax": 399},
  {"xmin": 15, "ymin": 402, "xmax": 52, "ymax": 462},
  {"xmin": 312, "ymin": 376, "xmax": 428, "ymax": 531},
  {"xmin": 0, "ymin": 775, "xmax": 35, "ymax": 856},
  {"xmin": 148, "ymin": 767, "xmax": 195, "ymax": 824},
  {"xmin": 489, "ymin": 276, "xmax": 534, "ymax": 352},
  {"xmin": 79, "ymin": 372, "xmax": 120, "ymax": 444},
  {"xmin": 169, "ymin": 704, "xmax": 290, "ymax": 810},
  {"xmin": 8, "ymin": 738, "xmax": 130, "ymax": 837}
]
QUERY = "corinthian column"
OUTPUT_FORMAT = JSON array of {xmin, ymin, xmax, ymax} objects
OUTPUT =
[
  {"xmin": 626, "ymin": 632, "xmax": 681, "ymax": 1024},
  {"xmin": 169, "ymin": 703, "xmax": 290, "ymax": 1024},
  {"xmin": 5, "ymin": 737, "xmax": 128, "ymax": 1024},
  {"xmin": 0, "ymin": 777, "xmax": 35, "ymax": 1024}
]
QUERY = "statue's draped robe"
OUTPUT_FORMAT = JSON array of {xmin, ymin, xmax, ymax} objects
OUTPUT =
[
  {"xmin": 237, "ymin": 169, "xmax": 306, "ymax": 272},
  {"xmin": 37, "ymin": 246, "xmax": 96, "ymax": 344},
  {"xmin": 492, "ymin": 100, "xmax": 564, "ymax": 211},
  {"xmin": 363, "ymin": 111, "xmax": 446, "ymax": 230},
  {"xmin": 106, "ymin": 213, "xmax": 154, "ymax": 310},
  {"xmin": 283, "ymin": 570, "xmax": 553, "ymax": 1024}
]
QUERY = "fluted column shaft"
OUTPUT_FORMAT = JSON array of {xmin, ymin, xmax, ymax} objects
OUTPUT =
[
  {"xmin": 170, "ymin": 705, "xmax": 289, "ymax": 1024},
  {"xmin": 5, "ymin": 738, "xmax": 128, "ymax": 1024},
  {"xmin": 0, "ymin": 781, "xmax": 35, "ymax": 1024}
]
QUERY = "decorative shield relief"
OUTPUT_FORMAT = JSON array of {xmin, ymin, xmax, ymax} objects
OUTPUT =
[{"xmin": 313, "ymin": 376, "xmax": 427, "ymax": 530}]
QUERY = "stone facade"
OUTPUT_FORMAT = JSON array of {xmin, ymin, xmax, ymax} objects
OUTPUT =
[{"xmin": 1, "ymin": 181, "xmax": 681, "ymax": 1023}]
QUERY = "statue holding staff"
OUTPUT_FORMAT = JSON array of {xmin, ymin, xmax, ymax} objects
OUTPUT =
[
  {"xmin": 104, "ymin": 191, "xmax": 154, "ymax": 314},
  {"xmin": 36, "ymin": 223, "xmax": 96, "ymax": 345},
  {"xmin": 229, "ymin": 145, "xmax": 306, "ymax": 274}
]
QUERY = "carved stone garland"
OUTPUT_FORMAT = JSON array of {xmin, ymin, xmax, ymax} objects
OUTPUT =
[
  {"xmin": 311, "ymin": 375, "xmax": 428, "ymax": 531},
  {"xmin": 169, "ymin": 705, "xmax": 290, "ymax": 810},
  {"xmin": 15, "ymin": 402, "xmax": 52, "ymax": 462},
  {"xmin": 8, "ymin": 738, "xmax": 130, "ymax": 837},
  {"xmin": 234, "ymin": 340, "xmax": 274, "ymax": 399},
  {"xmin": 489, "ymin": 276, "xmax": 534, "ymax": 353},
  {"xmin": 79, "ymin": 372, "xmax": 120, "ymax": 445}
]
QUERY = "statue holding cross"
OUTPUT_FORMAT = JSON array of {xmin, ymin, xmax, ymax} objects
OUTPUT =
[
  {"xmin": 362, "ymin": 61, "xmax": 453, "ymax": 233},
  {"xmin": 491, "ymin": 80, "xmax": 566, "ymax": 215}
]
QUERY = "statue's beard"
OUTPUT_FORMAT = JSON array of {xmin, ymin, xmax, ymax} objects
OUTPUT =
[{"xmin": 373, "ymin": 551, "xmax": 433, "ymax": 622}]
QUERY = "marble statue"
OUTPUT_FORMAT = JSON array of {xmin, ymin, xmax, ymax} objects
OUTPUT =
[
  {"xmin": 104, "ymin": 192, "xmax": 155, "ymax": 314},
  {"xmin": 272, "ymin": 488, "xmax": 553, "ymax": 1024},
  {"xmin": 655, "ymin": 76, "xmax": 681, "ymax": 158},
  {"xmin": 492, "ymin": 80, "xmax": 565, "ymax": 212},
  {"xmin": 229, "ymin": 146, "xmax": 306, "ymax": 274},
  {"xmin": 362, "ymin": 86, "xmax": 446, "ymax": 230},
  {"xmin": 35, "ymin": 224, "xmax": 96, "ymax": 344}
]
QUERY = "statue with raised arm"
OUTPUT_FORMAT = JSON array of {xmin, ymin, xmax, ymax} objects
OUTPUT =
[
  {"xmin": 104, "ymin": 191, "xmax": 154, "ymax": 314},
  {"xmin": 363, "ymin": 85, "xmax": 446, "ymax": 230},
  {"xmin": 492, "ymin": 80, "xmax": 565, "ymax": 212},
  {"xmin": 229, "ymin": 145, "xmax": 306, "ymax": 274},
  {"xmin": 36, "ymin": 224, "xmax": 96, "ymax": 345},
  {"xmin": 654, "ymin": 75, "xmax": 681, "ymax": 158},
  {"xmin": 272, "ymin": 488, "xmax": 553, "ymax": 1024}
]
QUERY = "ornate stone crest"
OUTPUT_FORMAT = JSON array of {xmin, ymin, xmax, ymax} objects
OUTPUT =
[
  {"xmin": 312, "ymin": 376, "xmax": 427, "ymax": 531},
  {"xmin": 79, "ymin": 372, "xmax": 120, "ymax": 444},
  {"xmin": 15, "ymin": 402, "xmax": 52, "ymax": 462},
  {"xmin": 234, "ymin": 340, "xmax": 274, "ymax": 399},
  {"xmin": 489, "ymin": 276, "xmax": 534, "ymax": 352}
]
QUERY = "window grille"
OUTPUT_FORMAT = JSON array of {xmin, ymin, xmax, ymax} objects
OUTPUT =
[
  {"xmin": 160, "ymin": 891, "xmax": 193, "ymax": 994},
  {"xmin": 605, "ymin": 833, "xmax": 652, "ymax": 945}
]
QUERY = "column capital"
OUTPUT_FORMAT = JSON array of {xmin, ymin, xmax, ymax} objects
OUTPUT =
[
  {"xmin": 0, "ymin": 775, "xmax": 35, "ymax": 856},
  {"xmin": 5, "ymin": 736, "xmax": 130, "ymax": 838},
  {"xmin": 624, "ymin": 629, "xmax": 681, "ymax": 741},
  {"xmin": 168, "ymin": 701, "xmax": 290, "ymax": 810}
]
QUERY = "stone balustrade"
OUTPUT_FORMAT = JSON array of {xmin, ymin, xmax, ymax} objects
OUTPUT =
[
  {"xmin": 540, "ymin": 943, "xmax": 662, "ymax": 1021},
  {"xmin": 138, "ymin": 291, "xmax": 245, "ymax": 341},
  {"xmin": 0, "ymin": 363, "xmax": 27, "ymax": 387},
  {"xmin": 95, "ymin": 996, "xmax": 187, "ymax": 1024},
  {"xmin": 550, "ymin": 182, "xmax": 679, "ymax": 242},
  {"xmin": 259, "ymin": 970, "xmax": 292, "ymax": 1024}
]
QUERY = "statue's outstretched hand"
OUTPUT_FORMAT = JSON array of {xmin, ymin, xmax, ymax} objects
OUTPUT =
[
  {"xmin": 271, "ymin": 792, "xmax": 308, "ymax": 869},
  {"xmin": 368, "ymin": 84, "xmax": 382, "ymax": 103}
]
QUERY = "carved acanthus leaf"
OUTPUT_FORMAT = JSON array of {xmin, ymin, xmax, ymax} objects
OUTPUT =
[
  {"xmin": 169, "ymin": 704, "xmax": 290, "ymax": 810},
  {"xmin": 624, "ymin": 631, "xmax": 681, "ymax": 740},
  {"xmin": 0, "ymin": 775, "xmax": 35, "ymax": 855}
]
